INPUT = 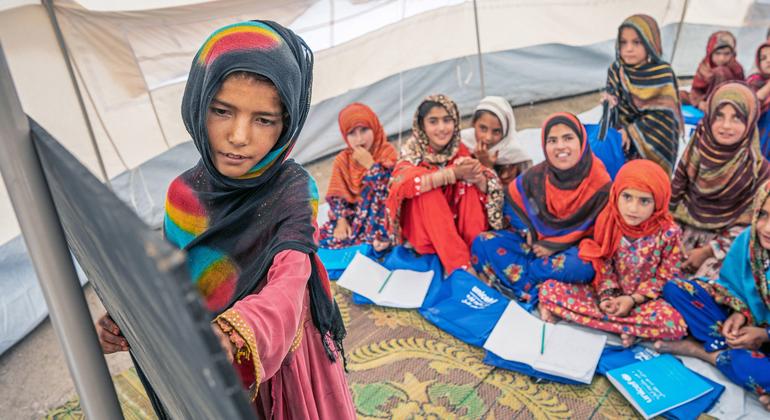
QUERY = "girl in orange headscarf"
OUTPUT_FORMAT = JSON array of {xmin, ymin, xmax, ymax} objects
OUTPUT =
[
  {"xmin": 319, "ymin": 103, "xmax": 397, "ymax": 251},
  {"xmin": 539, "ymin": 160, "xmax": 688, "ymax": 347}
]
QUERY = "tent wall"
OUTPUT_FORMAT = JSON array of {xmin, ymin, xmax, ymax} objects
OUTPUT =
[{"xmin": 0, "ymin": 0, "xmax": 767, "ymax": 246}]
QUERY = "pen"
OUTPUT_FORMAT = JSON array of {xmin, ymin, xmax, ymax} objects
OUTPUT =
[
  {"xmin": 377, "ymin": 271, "xmax": 394, "ymax": 294},
  {"xmin": 540, "ymin": 323, "xmax": 546, "ymax": 355}
]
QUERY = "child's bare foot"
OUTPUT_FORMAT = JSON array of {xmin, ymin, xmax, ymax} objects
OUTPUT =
[
  {"xmin": 654, "ymin": 338, "xmax": 719, "ymax": 365},
  {"xmin": 759, "ymin": 394, "xmax": 770, "ymax": 412},
  {"xmin": 539, "ymin": 306, "xmax": 558, "ymax": 323},
  {"xmin": 372, "ymin": 239, "xmax": 390, "ymax": 252},
  {"xmin": 620, "ymin": 333, "xmax": 636, "ymax": 348}
]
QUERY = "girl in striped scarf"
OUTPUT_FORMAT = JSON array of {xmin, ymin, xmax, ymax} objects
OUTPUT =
[{"xmin": 599, "ymin": 14, "xmax": 683, "ymax": 176}]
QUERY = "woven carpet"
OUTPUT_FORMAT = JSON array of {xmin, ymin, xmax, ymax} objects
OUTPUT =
[{"xmin": 45, "ymin": 284, "xmax": 716, "ymax": 419}]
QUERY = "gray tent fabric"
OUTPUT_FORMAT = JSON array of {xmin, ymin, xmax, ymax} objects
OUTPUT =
[{"xmin": 31, "ymin": 120, "xmax": 253, "ymax": 419}]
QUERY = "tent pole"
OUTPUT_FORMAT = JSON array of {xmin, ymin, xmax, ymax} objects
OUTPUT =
[
  {"xmin": 472, "ymin": 0, "xmax": 486, "ymax": 98},
  {"xmin": 669, "ymin": 0, "xmax": 690, "ymax": 64},
  {"xmin": 0, "ymin": 43, "xmax": 124, "ymax": 420},
  {"xmin": 42, "ymin": 0, "xmax": 111, "ymax": 186}
]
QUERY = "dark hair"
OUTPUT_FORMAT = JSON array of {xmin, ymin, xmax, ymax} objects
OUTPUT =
[
  {"xmin": 544, "ymin": 115, "xmax": 583, "ymax": 146},
  {"xmin": 472, "ymin": 109, "xmax": 500, "ymax": 125},
  {"xmin": 714, "ymin": 102, "xmax": 748, "ymax": 124},
  {"xmin": 223, "ymin": 71, "xmax": 289, "ymax": 125},
  {"xmin": 417, "ymin": 100, "xmax": 445, "ymax": 130}
]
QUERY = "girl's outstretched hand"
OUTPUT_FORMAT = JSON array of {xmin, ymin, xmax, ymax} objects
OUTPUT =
[{"xmin": 97, "ymin": 313, "xmax": 129, "ymax": 354}]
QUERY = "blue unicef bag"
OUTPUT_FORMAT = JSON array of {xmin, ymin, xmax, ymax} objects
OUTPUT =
[
  {"xmin": 585, "ymin": 123, "xmax": 624, "ymax": 180},
  {"xmin": 598, "ymin": 345, "xmax": 724, "ymax": 420},
  {"xmin": 419, "ymin": 269, "xmax": 509, "ymax": 347}
]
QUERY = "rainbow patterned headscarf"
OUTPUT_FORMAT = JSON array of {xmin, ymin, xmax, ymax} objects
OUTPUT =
[
  {"xmin": 167, "ymin": 20, "xmax": 345, "ymax": 363},
  {"xmin": 181, "ymin": 20, "xmax": 313, "ymax": 189}
]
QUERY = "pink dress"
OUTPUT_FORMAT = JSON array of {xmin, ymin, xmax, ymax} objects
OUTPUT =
[
  {"xmin": 539, "ymin": 225, "xmax": 688, "ymax": 340},
  {"xmin": 215, "ymin": 250, "xmax": 355, "ymax": 419}
]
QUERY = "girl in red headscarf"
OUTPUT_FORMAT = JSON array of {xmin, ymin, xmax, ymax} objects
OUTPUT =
[
  {"xmin": 539, "ymin": 160, "xmax": 688, "ymax": 347},
  {"xmin": 681, "ymin": 31, "xmax": 745, "ymax": 111},
  {"xmin": 319, "ymin": 103, "xmax": 397, "ymax": 251}
]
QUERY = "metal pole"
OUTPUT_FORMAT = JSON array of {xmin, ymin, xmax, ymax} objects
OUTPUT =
[
  {"xmin": 472, "ymin": 0, "xmax": 486, "ymax": 98},
  {"xmin": 0, "ymin": 43, "xmax": 124, "ymax": 419},
  {"xmin": 669, "ymin": 0, "xmax": 690, "ymax": 64},
  {"xmin": 42, "ymin": 0, "xmax": 111, "ymax": 186}
]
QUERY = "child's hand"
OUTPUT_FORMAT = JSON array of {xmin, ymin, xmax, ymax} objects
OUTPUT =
[
  {"xmin": 726, "ymin": 326, "xmax": 768, "ymax": 350},
  {"xmin": 599, "ymin": 299, "xmax": 617, "ymax": 315},
  {"xmin": 97, "ymin": 313, "xmax": 129, "ymax": 354},
  {"xmin": 352, "ymin": 146, "xmax": 375, "ymax": 170},
  {"xmin": 682, "ymin": 245, "xmax": 713, "ymax": 273},
  {"xmin": 333, "ymin": 218, "xmax": 352, "ymax": 240},
  {"xmin": 600, "ymin": 296, "xmax": 634, "ymax": 317},
  {"xmin": 476, "ymin": 141, "xmax": 499, "ymax": 168},
  {"xmin": 613, "ymin": 296, "xmax": 635, "ymax": 317},
  {"xmin": 532, "ymin": 244, "xmax": 555, "ymax": 259},
  {"xmin": 212, "ymin": 324, "xmax": 234, "ymax": 363},
  {"xmin": 452, "ymin": 160, "xmax": 478, "ymax": 181},
  {"xmin": 600, "ymin": 92, "xmax": 618, "ymax": 108},
  {"xmin": 721, "ymin": 312, "xmax": 746, "ymax": 340},
  {"xmin": 619, "ymin": 128, "xmax": 630, "ymax": 152}
]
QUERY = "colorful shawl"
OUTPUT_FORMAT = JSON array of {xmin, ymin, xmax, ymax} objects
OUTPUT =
[
  {"xmin": 165, "ymin": 20, "xmax": 345, "ymax": 361},
  {"xmin": 460, "ymin": 96, "xmax": 531, "ymax": 165},
  {"xmin": 710, "ymin": 180, "xmax": 770, "ymax": 325},
  {"xmin": 599, "ymin": 14, "xmax": 683, "ymax": 175},
  {"xmin": 387, "ymin": 94, "xmax": 504, "ymax": 240},
  {"xmin": 326, "ymin": 103, "xmax": 397, "ymax": 203},
  {"xmin": 579, "ymin": 159, "xmax": 675, "ymax": 271},
  {"xmin": 746, "ymin": 42, "xmax": 770, "ymax": 113},
  {"xmin": 671, "ymin": 81, "xmax": 770, "ymax": 231},
  {"xmin": 508, "ymin": 112, "xmax": 611, "ymax": 251},
  {"xmin": 690, "ymin": 31, "xmax": 745, "ymax": 106}
]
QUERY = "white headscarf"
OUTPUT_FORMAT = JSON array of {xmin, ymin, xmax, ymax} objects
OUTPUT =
[{"xmin": 460, "ymin": 96, "xmax": 531, "ymax": 166}]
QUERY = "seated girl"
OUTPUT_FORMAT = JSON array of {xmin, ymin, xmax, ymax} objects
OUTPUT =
[
  {"xmin": 659, "ymin": 180, "xmax": 770, "ymax": 412},
  {"xmin": 746, "ymin": 42, "xmax": 770, "ymax": 158},
  {"xmin": 319, "ymin": 103, "xmax": 397, "ymax": 251},
  {"xmin": 599, "ymin": 14, "xmax": 683, "ymax": 175},
  {"xmin": 460, "ymin": 96, "xmax": 532, "ymax": 186},
  {"xmin": 539, "ymin": 160, "xmax": 688, "ymax": 347},
  {"xmin": 671, "ymin": 82, "xmax": 770, "ymax": 281},
  {"xmin": 471, "ymin": 112, "xmax": 611, "ymax": 309},
  {"xmin": 98, "ymin": 21, "xmax": 354, "ymax": 418},
  {"xmin": 681, "ymin": 31, "xmax": 744, "ymax": 111},
  {"xmin": 386, "ymin": 94, "xmax": 504, "ymax": 275}
]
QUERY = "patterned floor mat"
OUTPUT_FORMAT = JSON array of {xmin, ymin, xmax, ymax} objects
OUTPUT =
[{"xmin": 45, "ymin": 284, "xmax": 715, "ymax": 419}]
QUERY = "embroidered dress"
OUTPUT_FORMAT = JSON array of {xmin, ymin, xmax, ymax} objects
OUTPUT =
[
  {"xmin": 541, "ymin": 160, "xmax": 687, "ymax": 339},
  {"xmin": 664, "ymin": 180, "xmax": 770, "ymax": 397},
  {"xmin": 163, "ymin": 20, "xmax": 353, "ymax": 419},
  {"xmin": 599, "ymin": 14, "xmax": 683, "ymax": 175},
  {"xmin": 540, "ymin": 226, "xmax": 687, "ymax": 339},
  {"xmin": 471, "ymin": 113, "xmax": 610, "ymax": 309},
  {"xmin": 387, "ymin": 94, "xmax": 504, "ymax": 273},
  {"xmin": 319, "ymin": 164, "xmax": 390, "ymax": 248},
  {"xmin": 320, "ymin": 103, "xmax": 396, "ymax": 248}
]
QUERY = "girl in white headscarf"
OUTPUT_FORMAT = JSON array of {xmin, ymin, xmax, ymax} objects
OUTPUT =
[{"xmin": 461, "ymin": 96, "xmax": 532, "ymax": 185}]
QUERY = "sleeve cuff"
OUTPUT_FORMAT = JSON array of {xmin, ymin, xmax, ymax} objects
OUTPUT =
[{"xmin": 215, "ymin": 309, "xmax": 262, "ymax": 398}]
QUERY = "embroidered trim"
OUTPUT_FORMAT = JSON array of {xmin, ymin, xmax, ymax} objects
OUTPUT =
[
  {"xmin": 289, "ymin": 321, "xmax": 304, "ymax": 353},
  {"xmin": 216, "ymin": 309, "xmax": 262, "ymax": 400}
]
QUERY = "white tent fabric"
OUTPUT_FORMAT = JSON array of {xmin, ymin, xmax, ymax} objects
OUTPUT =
[
  {"xmin": 0, "ymin": 0, "xmax": 765, "ymax": 246},
  {"xmin": 0, "ymin": 0, "xmax": 769, "ymax": 356}
]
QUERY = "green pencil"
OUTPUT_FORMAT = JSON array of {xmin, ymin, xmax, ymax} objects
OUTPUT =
[
  {"xmin": 377, "ymin": 271, "xmax": 394, "ymax": 294},
  {"xmin": 540, "ymin": 323, "xmax": 546, "ymax": 355}
]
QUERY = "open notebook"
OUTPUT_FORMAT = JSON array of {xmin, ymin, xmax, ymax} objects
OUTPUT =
[
  {"xmin": 336, "ymin": 253, "xmax": 433, "ymax": 308},
  {"xmin": 483, "ymin": 301, "xmax": 606, "ymax": 384}
]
